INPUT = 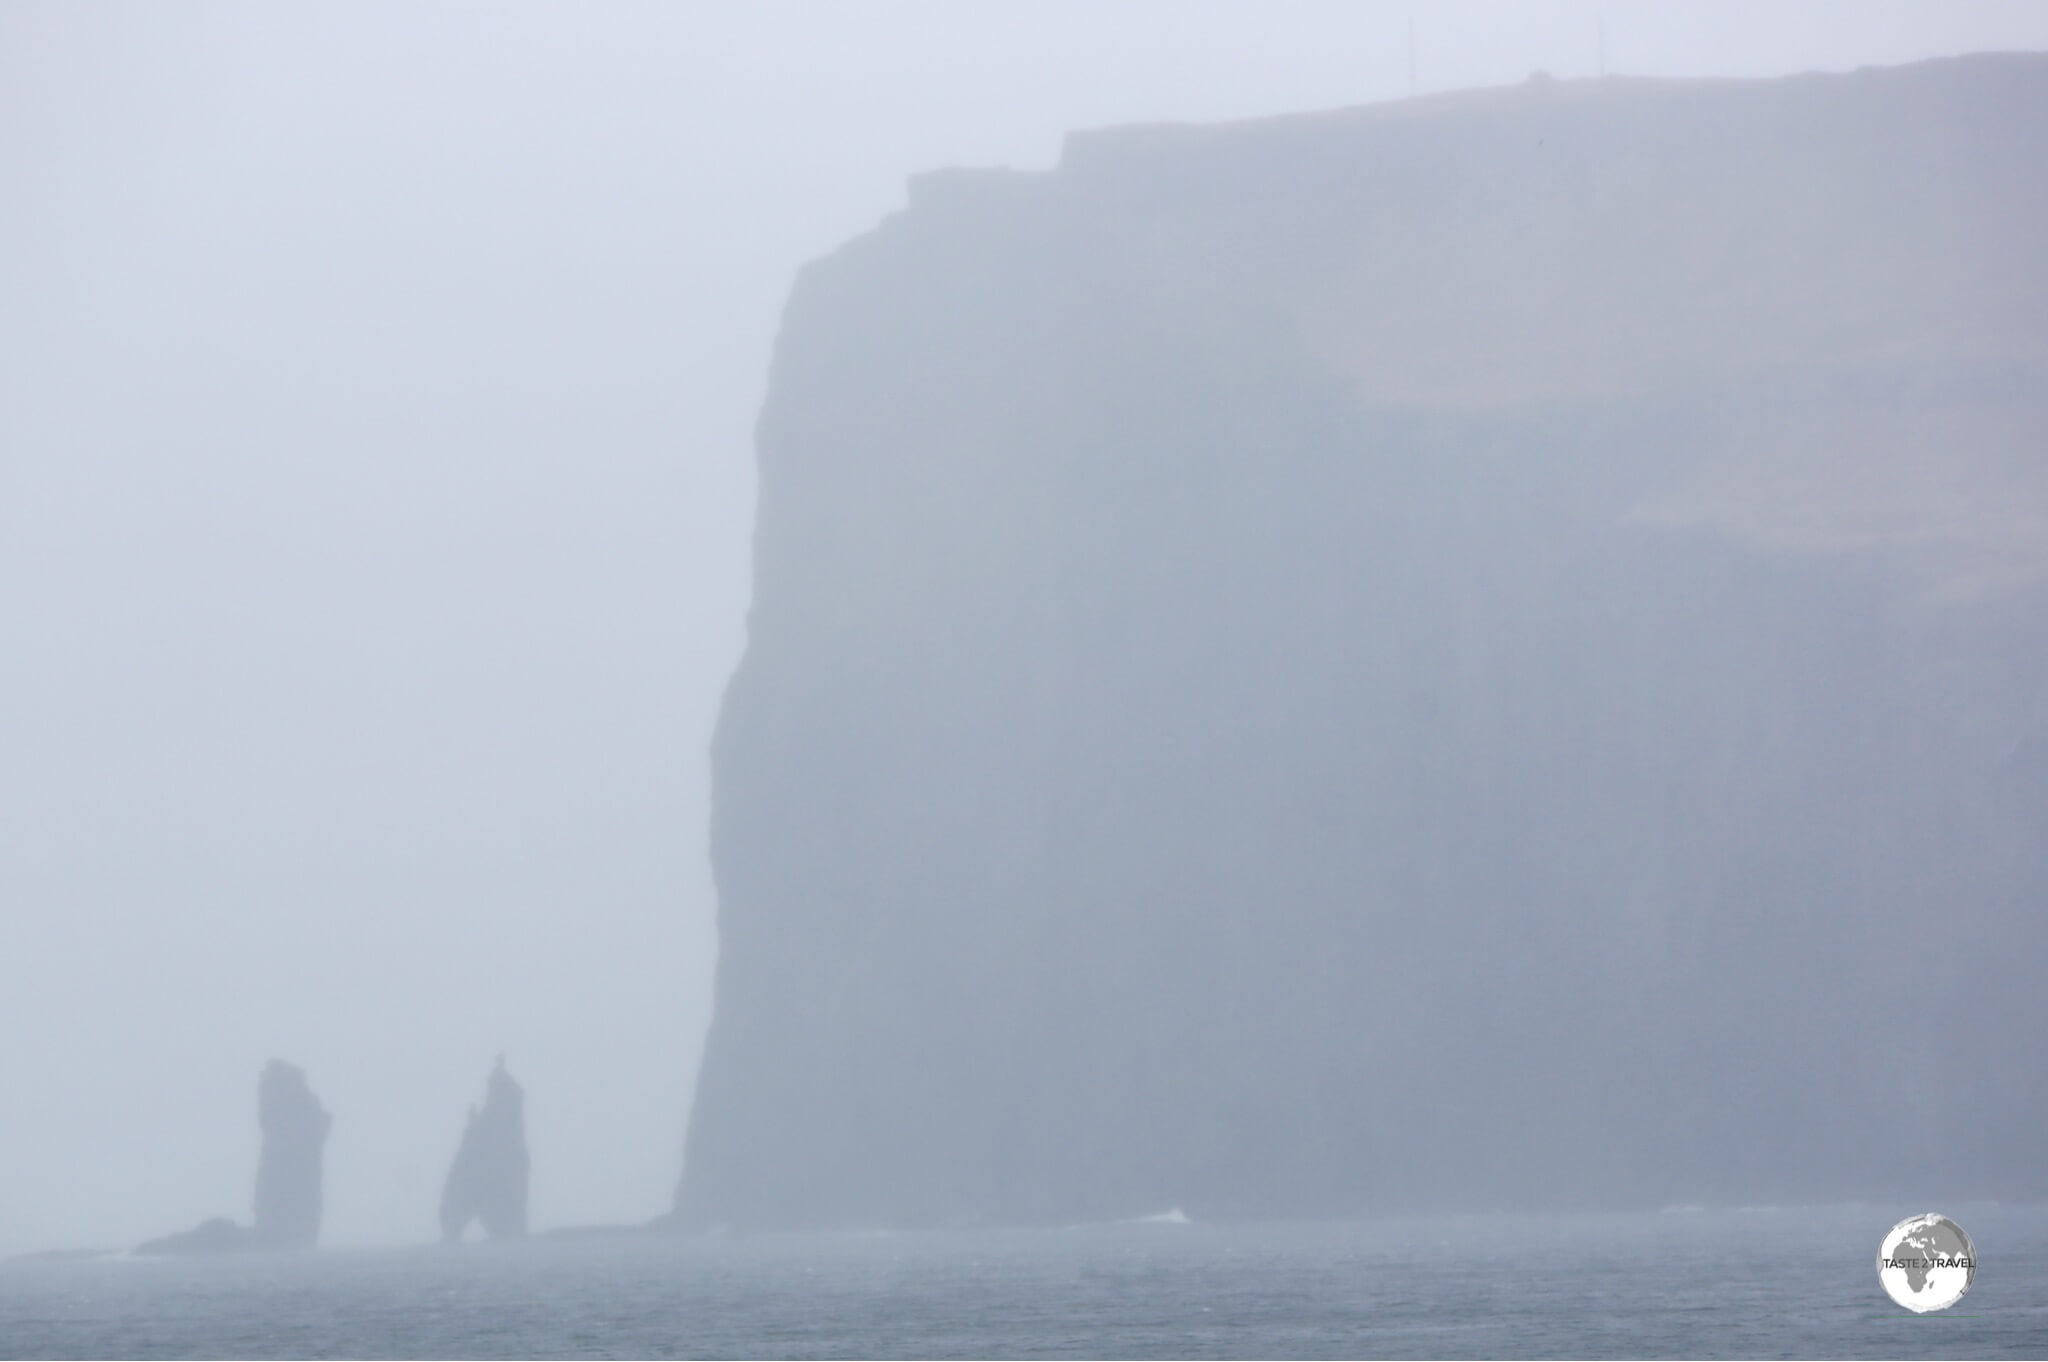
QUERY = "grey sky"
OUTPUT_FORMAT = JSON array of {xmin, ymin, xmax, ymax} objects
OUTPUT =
[{"xmin": 3, "ymin": 0, "xmax": 2045, "ymax": 1254}]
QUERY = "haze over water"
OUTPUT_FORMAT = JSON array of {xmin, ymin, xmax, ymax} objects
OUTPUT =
[
  {"xmin": 6, "ymin": 1206, "xmax": 2047, "ymax": 1358},
  {"xmin": 7, "ymin": 8, "xmax": 2048, "ymax": 1358}
]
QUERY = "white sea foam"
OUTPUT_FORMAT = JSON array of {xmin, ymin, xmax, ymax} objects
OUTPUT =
[{"xmin": 1132, "ymin": 1207, "xmax": 1191, "ymax": 1226}]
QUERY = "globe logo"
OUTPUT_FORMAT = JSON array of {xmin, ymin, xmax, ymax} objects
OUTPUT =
[{"xmin": 1877, "ymin": 1213, "xmax": 1976, "ymax": 1312}]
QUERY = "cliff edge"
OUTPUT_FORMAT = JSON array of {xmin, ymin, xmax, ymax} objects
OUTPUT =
[{"xmin": 680, "ymin": 55, "xmax": 2048, "ymax": 1227}]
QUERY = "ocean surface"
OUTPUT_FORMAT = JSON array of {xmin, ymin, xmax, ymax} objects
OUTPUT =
[{"xmin": 4, "ymin": 1204, "xmax": 2045, "ymax": 1359}]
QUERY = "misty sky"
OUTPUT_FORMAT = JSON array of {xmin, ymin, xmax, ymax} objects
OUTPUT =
[{"xmin": 5, "ymin": 0, "xmax": 2047, "ymax": 1255}]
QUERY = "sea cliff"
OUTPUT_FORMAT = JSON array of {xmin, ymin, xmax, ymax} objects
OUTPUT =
[{"xmin": 680, "ymin": 55, "xmax": 2048, "ymax": 1226}]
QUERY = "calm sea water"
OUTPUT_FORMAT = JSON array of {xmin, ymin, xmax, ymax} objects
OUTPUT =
[{"xmin": 4, "ymin": 1205, "xmax": 2045, "ymax": 1359}]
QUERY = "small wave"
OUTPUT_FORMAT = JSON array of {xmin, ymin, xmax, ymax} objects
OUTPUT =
[{"xmin": 1132, "ymin": 1207, "xmax": 1191, "ymax": 1226}]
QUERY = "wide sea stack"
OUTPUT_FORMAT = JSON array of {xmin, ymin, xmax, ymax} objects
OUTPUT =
[{"xmin": 680, "ymin": 56, "xmax": 2048, "ymax": 1227}]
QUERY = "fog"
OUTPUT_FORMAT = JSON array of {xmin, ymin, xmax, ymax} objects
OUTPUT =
[{"xmin": 4, "ymin": 1, "xmax": 2046, "ymax": 1256}]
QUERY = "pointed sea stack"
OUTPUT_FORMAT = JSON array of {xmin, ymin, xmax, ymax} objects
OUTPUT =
[{"xmin": 439, "ymin": 1056, "xmax": 530, "ymax": 1242}]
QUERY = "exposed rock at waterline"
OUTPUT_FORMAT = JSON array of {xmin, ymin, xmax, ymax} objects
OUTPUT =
[{"xmin": 135, "ymin": 1060, "xmax": 331, "ymax": 1253}]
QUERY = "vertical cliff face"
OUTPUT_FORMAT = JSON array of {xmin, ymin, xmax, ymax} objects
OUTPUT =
[{"xmin": 680, "ymin": 56, "xmax": 2048, "ymax": 1227}]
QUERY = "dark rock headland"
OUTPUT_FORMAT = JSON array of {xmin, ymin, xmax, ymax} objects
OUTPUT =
[{"xmin": 678, "ymin": 55, "xmax": 2048, "ymax": 1228}]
